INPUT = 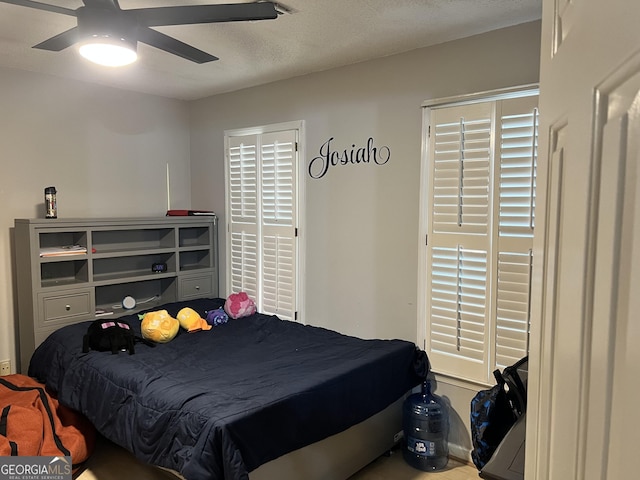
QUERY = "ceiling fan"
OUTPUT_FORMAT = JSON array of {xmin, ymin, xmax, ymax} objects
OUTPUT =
[{"xmin": 1, "ymin": 0, "xmax": 278, "ymax": 66}]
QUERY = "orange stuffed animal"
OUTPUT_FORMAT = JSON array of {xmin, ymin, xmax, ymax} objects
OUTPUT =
[{"xmin": 177, "ymin": 307, "xmax": 212, "ymax": 333}]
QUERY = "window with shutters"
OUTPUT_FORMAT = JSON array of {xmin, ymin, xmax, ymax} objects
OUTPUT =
[
  {"xmin": 419, "ymin": 87, "xmax": 539, "ymax": 384},
  {"xmin": 225, "ymin": 122, "xmax": 302, "ymax": 321}
]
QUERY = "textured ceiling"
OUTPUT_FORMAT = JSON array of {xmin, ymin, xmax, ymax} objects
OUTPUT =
[{"xmin": 0, "ymin": 0, "xmax": 542, "ymax": 100}]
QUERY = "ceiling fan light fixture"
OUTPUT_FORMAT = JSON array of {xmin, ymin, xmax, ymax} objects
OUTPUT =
[
  {"xmin": 4, "ymin": 0, "xmax": 279, "ymax": 64},
  {"xmin": 79, "ymin": 35, "xmax": 137, "ymax": 67}
]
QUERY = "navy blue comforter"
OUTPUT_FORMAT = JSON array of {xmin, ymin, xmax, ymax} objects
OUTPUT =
[{"xmin": 29, "ymin": 298, "xmax": 428, "ymax": 480}]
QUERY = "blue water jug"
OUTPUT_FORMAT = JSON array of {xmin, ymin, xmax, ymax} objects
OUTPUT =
[{"xmin": 402, "ymin": 379, "xmax": 449, "ymax": 471}]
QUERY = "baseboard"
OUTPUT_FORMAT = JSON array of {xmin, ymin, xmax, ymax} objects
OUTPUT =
[{"xmin": 448, "ymin": 443, "xmax": 473, "ymax": 466}]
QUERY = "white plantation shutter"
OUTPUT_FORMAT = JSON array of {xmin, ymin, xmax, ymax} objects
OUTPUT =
[
  {"xmin": 424, "ymin": 91, "xmax": 538, "ymax": 384},
  {"xmin": 427, "ymin": 102, "xmax": 493, "ymax": 380},
  {"xmin": 260, "ymin": 131, "xmax": 297, "ymax": 320},
  {"xmin": 493, "ymin": 95, "xmax": 538, "ymax": 370},
  {"xmin": 226, "ymin": 128, "xmax": 298, "ymax": 321},
  {"xmin": 228, "ymin": 136, "xmax": 259, "ymax": 299}
]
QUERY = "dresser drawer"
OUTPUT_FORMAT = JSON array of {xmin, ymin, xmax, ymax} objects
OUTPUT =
[
  {"xmin": 38, "ymin": 290, "xmax": 93, "ymax": 328},
  {"xmin": 179, "ymin": 274, "xmax": 213, "ymax": 300}
]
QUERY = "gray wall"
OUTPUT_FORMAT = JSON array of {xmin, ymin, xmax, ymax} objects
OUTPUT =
[
  {"xmin": 189, "ymin": 20, "xmax": 541, "ymax": 459},
  {"xmin": 0, "ymin": 67, "xmax": 192, "ymax": 374}
]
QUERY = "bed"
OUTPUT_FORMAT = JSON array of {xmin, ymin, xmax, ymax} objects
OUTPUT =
[{"xmin": 28, "ymin": 297, "xmax": 428, "ymax": 480}]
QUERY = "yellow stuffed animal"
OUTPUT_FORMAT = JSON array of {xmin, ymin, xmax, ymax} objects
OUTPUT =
[
  {"xmin": 177, "ymin": 307, "xmax": 212, "ymax": 333},
  {"xmin": 140, "ymin": 310, "xmax": 180, "ymax": 343}
]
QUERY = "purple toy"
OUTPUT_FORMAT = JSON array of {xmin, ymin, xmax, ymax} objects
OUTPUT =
[{"xmin": 206, "ymin": 307, "xmax": 229, "ymax": 326}]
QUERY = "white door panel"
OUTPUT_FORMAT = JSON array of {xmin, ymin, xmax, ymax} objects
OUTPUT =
[{"xmin": 529, "ymin": 1, "xmax": 640, "ymax": 478}]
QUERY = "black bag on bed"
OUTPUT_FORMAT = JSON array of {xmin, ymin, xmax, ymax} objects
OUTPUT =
[
  {"xmin": 82, "ymin": 319, "xmax": 153, "ymax": 355},
  {"xmin": 470, "ymin": 356, "xmax": 528, "ymax": 470}
]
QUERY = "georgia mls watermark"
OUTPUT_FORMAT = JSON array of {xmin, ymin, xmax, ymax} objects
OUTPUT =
[{"xmin": 0, "ymin": 456, "xmax": 71, "ymax": 480}]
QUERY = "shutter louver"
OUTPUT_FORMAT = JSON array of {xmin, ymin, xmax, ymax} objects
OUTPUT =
[
  {"xmin": 429, "ymin": 246, "xmax": 487, "ymax": 362},
  {"xmin": 262, "ymin": 234, "xmax": 295, "ymax": 320},
  {"xmin": 499, "ymin": 107, "xmax": 538, "ymax": 238},
  {"xmin": 432, "ymin": 107, "xmax": 492, "ymax": 235},
  {"xmin": 261, "ymin": 136, "xmax": 295, "ymax": 225},
  {"xmin": 495, "ymin": 251, "xmax": 532, "ymax": 369},
  {"xmin": 230, "ymin": 230, "xmax": 258, "ymax": 300},
  {"xmin": 228, "ymin": 138, "xmax": 257, "ymax": 223}
]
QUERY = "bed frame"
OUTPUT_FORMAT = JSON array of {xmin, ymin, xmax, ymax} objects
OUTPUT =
[
  {"xmin": 251, "ymin": 396, "xmax": 403, "ymax": 480},
  {"xmin": 155, "ymin": 396, "xmax": 403, "ymax": 480}
]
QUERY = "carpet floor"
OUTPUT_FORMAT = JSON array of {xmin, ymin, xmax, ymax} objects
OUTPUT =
[{"xmin": 77, "ymin": 436, "xmax": 479, "ymax": 480}]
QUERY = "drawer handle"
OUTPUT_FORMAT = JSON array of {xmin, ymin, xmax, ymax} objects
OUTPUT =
[
  {"xmin": 65, "ymin": 304, "xmax": 71, "ymax": 311},
  {"xmin": 195, "ymin": 285, "xmax": 200, "ymax": 290}
]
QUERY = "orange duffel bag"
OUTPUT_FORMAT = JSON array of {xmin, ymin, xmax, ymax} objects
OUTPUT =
[{"xmin": 0, "ymin": 374, "xmax": 95, "ymax": 469}]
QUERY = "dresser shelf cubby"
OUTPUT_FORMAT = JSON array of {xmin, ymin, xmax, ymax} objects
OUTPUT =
[
  {"xmin": 92, "ymin": 228, "xmax": 175, "ymax": 254},
  {"xmin": 94, "ymin": 278, "xmax": 177, "ymax": 315},
  {"xmin": 40, "ymin": 259, "xmax": 89, "ymax": 287},
  {"xmin": 179, "ymin": 226, "xmax": 210, "ymax": 247},
  {"xmin": 93, "ymin": 252, "xmax": 177, "ymax": 280}
]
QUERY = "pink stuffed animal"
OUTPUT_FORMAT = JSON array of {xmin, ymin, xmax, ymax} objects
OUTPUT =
[{"xmin": 224, "ymin": 292, "xmax": 256, "ymax": 319}]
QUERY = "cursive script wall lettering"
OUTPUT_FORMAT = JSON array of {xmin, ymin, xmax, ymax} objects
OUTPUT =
[{"xmin": 308, "ymin": 137, "xmax": 391, "ymax": 179}]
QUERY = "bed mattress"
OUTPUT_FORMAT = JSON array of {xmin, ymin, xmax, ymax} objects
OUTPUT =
[{"xmin": 29, "ymin": 298, "xmax": 428, "ymax": 480}]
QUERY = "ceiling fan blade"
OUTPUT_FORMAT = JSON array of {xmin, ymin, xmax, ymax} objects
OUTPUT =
[
  {"xmin": 137, "ymin": 27, "xmax": 218, "ymax": 64},
  {"xmin": 33, "ymin": 27, "xmax": 79, "ymax": 51},
  {"xmin": 82, "ymin": 0, "xmax": 121, "ymax": 10},
  {"xmin": 133, "ymin": 2, "xmax": 278, "ymax": 27},
  {"xmin": 0, "ymin": 0, "xmax": 76, "ymax": 16}
]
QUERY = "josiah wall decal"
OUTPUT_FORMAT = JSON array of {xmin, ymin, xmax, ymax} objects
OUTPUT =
[{"xmin": 308, "ymin": 137, "xmax": 390, "ymax": 179}]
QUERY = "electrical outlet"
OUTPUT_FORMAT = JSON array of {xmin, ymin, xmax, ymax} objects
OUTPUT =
[{"xmin": 0, "ymin": 360, "xmax": 11, "ymax": 376}]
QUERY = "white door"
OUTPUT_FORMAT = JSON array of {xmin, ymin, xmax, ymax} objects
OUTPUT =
[{"xmin": 528, "ymin": 1, "xmax": 640, "ymax": 479}]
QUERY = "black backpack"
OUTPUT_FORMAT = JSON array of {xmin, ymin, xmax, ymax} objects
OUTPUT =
[
  {"xmin": 82, "ymin": 319, "xmax": 153, "ymax": 355},
  {"xmin": 470, "ymin": 356, "xmax": 528, "ymax": 470}
]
